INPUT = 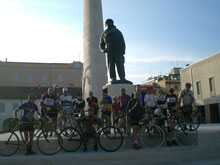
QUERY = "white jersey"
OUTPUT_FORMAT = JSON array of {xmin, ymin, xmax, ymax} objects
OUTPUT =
[
  {"xmin": 144, "ymin": 94, "xmax": 156, "ymax": 108},
  {"xmin": 59, "ymin": 95, "xmax": 73, "ymax": 111}
]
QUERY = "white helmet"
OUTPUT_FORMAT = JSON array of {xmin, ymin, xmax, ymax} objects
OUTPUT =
[
  {"xmin": 154, "ymin": 108, "xmax": 162, "ymax": 116},
  {"xmin": 62, "ymin": 87, "xmax": 68, "ymax": 92},
  {"xmin": 53, "ymin": 84, "xmax": 59, "ymax": 89}
]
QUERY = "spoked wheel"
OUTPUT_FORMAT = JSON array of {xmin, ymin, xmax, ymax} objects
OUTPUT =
[
  {"xmin": 98, "ymin": 126, "xmax": 123, "ymax": 152},
  {"xmin": 175, "ymin": 123, "xmax": 198, "ymax": 145},
  {"xmin": 190, "ymin": 113, "xmax": 200, "ymax": 130},
  {"xmin": 139, "ymin": 124, "xmax": 165, "ymax": 147},
  {"xmin": 37, "ymin": 130, "xmax": 62, "ymax": 155},
  {"xmin": 101, "ymin": 115, "xmax": 110, "ymax": 127},
  {"xmin": 60, "ymin": 127, "xmax": 82, "ymax": 152},
  {"xmin": 0, "ymin": 132, "xmax": 20, "ymax": 156}
]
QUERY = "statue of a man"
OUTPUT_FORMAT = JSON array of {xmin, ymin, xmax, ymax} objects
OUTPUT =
[{"xmin": 99, "ymin": 19, "xmax": 126, "ymax": 82}]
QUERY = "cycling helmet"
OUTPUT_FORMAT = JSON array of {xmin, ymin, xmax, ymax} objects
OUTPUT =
[
  {"xmin": 53, "ymin": 84, "xmax": 59, "ymax": 89},
  {"xmin": 154, "ymin": 108, "xmax": 162, "ymax": 116},
  {"xmin": 113, "ymin": 96, "xmax": 118, "ymax": 100},
  {"xmin": 62, "ymin": 87, "xmax": 68, "ymax": 92},
  {"xmin": 48, "ymin": 88, "xmax": 53, "ymax": 93}
]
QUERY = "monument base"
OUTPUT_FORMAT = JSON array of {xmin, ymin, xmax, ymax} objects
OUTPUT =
[{"xmin": 103, "ymin": 82, "xmax": 135, "ymax": 97}]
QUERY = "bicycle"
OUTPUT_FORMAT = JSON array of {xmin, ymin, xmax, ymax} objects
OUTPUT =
[
  {"xmin": 59, "ymin": 120, "xmax": 123, "ymax": 152},
  {"xmin": 98, "ymin": 106, "xmax": 111, "ymax": 127},
  {"xmin": 0, "ymin": 118, "xmax": 62, "ymax": 156},
  {"xmin": 118, "ymin": 113, "xmax": 165, "ymax": 147},
  {"xmin": 166, "ymin": 109, "xmax": 198, "ymax": 145}
]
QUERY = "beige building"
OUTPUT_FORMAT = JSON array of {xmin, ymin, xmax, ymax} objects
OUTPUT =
[
  {"xmin": 180, "ymin": 52, "xmax": 220, "ymax": 123},
  {"xmin": 143, "ymin": 68, "xmax": 181, "ymax": 95},
  {"xmin": 0, "ymin": 61, "xmax": 83, "ymax": 88},
  {"xmin": 0, "ymin": 61, "xmax": 83, "ymax": 131}
]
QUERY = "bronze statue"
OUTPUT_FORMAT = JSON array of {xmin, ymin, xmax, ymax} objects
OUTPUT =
[{"xmin": 99, "ymin": 19, "xmax": 126, "ymax": 82}]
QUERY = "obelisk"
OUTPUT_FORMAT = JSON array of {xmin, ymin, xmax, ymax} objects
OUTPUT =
[{"xmin": 83, "ymin": 0, "xmax": 107, "ymax": 102}]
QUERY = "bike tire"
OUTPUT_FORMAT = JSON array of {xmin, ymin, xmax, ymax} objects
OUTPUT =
[
  {"xmin": 175, "ymin": 123, "xmax": 198, "ymax": 145},
  {"xmin": 190, "ymin": 113, "xmax": 200, "ymax": 130},
  {"xmin": 60, "ymin": 127, "xmax": 82, "ymax": 152},
  {"xmin": 139, "ymin": 124, "xmax": 165, "ymax": 147},
  {"xmin": 0, "ymin": 131, "xmax": 20, "ymax": 156},
  {"xmin": 37, "ymin": 130, "xmax": 62, "ymax": 155},
  {"xmin": 98, "ymin": 126, "xmax": 123, "ymax": 152}
]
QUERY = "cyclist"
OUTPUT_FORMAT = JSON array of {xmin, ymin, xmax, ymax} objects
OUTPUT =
[
  {"xmin": 59, "ymin": 88, "xmax": 73, "ymax": 128},
  {"xmin": 100, "ymin": 88, "xmax": 112, "ymax": 126},
  {"xmin": 144, "ymin": 87, "xmax": 156, "ymax": 122},
  {"xmin": 73, "ymin": 92, "xmax": 85, "ymax": 117},
  {"xmin": 178, "ymin": 83, "xmax": 194, "ymax": 122},
  {"xmin": 131, "ymin": 84, "xmax": 145, "ymax": 107},
  {"xmin": 155, "ymin": 89, "xmax": 167, "ymax": 115},
  {"xmin": 86, "ymin": 91, "xmax": 99, "ymax": 115},
  {"xmin": 127, "ymin": 92, "xmax": 144, "ymax": 150},
  {"xmin": 119, "ymin": 88, "xmax": 130, "ymax": 114},
  {"xmin": 166, "ymin": 88, "xmax": 178, "ymax": 146},
  {"xmin": 14, "ymin": 94, "xmax": 40, "ymax": 155},
  {"xmin": 166, "ymin": 88, "xmax": 178, "ymax": 111},
  {"xmin": 112, "ymin": 96, "xmax": 120, "ymax": 127},
  {"xmin": 40, "ymin": 88, "xmax": 57, "ymax": 129},
  {"xmin": 78, "ymin": 107, "xmax": 101, "ymax": 152}
]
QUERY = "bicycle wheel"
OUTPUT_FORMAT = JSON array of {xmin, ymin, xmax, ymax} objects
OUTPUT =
[
  {"xmin": 37, "ymin": 130, "xmax": 62, "ymax": 155},
  {"xmin": 190, "ymin": 113, "xmax": 200, "ymax": 130},
  {"xmin": 60, "ymin": 127, "xmax": 82, "ymax": 152},
  {"xmin": 98, "ymin": 126, "xmax": 123, "ymax": 152},
  {"xmin": 0, "ymin": 132, "xmax": 20, "ymax": 156},
  {"xmin": 175, "ymin": 123, "xmax": 198, "ymax": 145},
  {"xmin": 139, "ymin": 124, "xmax": 165, "ymax": 147}
]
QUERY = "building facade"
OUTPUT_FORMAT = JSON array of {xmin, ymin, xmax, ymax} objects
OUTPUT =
[
  {"xmin": 0, "ymin": 61, "xmax": 83, "ymax": 131},
  {"xmin": 143, "ymin": 68, "xmax": 181, "ymax": 95},
  {"xmin": 180, "ymin": 52, "xmax": 220, "ymax": 123}
]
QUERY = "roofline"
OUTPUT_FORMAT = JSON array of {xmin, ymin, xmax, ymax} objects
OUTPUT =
[{"xmin": 0, "ymin": 61, "xmax": 83, "ymax": 65}]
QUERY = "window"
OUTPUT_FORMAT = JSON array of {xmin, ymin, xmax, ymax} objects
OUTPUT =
[
  {"xmin": 58, "ymin": 74, "xmax": 63, "ymax": 83},
  {"xmin": 74, "ymin": 63, "xmax": 81, "ymax": 68},
  {"xmin": 196, "ymin": 81, "xmax": 202, "ymax": 99},
  {"xmin": 28, "ymin": 75, "xmax": 33, "ymax": 83},
  {"xmin": 42, "ymin": 75, "xmax": 47, "ymax": 83},
  {"xmin": 209, "ymin": 77, "xmax": 215, "ymax": 96},
  {"xmin": 0, "ymin": 103, "xmax": 5, "ymax": 113},
  {"xmin": 14, "ymin": 74, "xmax": 19, "ymax": 83}
]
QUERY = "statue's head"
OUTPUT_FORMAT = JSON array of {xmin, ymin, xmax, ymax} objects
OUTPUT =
[{"xmin": 105, "ymin": 19, "xmax": 114, "ymax": 28}]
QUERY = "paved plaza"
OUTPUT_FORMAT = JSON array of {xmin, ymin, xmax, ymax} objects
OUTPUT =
[{"xmin": 0, "ymin": 124, "xmax": 220, "ymax": 164}]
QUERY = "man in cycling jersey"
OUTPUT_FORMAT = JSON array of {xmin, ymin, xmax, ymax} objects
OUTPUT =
[
  {"xmin": 86, "ymin": 91, "xmax": 99, "ymax": 115},
  {"xmin": 73, "ymin": 93, "xmax": 85, "ymax": 117},
  {"xmin": 40, "ymin": 88, "xmax": 57, "ymax": 129},
  {"xmin": 59, "ymin": 88, "xmax": 73, "ymax": 128},
  {"xmin": 78, "ymin": 107, "xmax": 101, "ymax": 152},
  {"xmin": 127, "ymin": 92, "xmax": 144, "ymax": 150},
  {"xmin": 119, "ymin": 88, "xmax": 130, "ymax": 114},
  {"xmin": 14, "ymin": 94, "xmax": 40, "ymax": 155},
  {"xmin": 100, "ymin": 88, "xmax": 112, "ymax": 126}
]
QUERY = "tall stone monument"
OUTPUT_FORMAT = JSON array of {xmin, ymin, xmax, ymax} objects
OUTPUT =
[{"xmin": 83, "ymin": 0, "xmax": 108, "ymax": 101}]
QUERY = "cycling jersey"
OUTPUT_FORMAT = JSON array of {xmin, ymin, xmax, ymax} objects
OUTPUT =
[
  {"xmin": 155, "ymin": 95, "xmax": 166, "ymax": 108},
  {"xmin": 18, "ymin": 102, "xmax": 38, "ymax": 123},
  {"xmin": 86, "ymin": 96, "xmax": 99, "ymax": 109},
  {"xmin": 59, "ymin": 95, "xmax": 73, "ymax": 112},
  {"xmin": 73, "ymin": 98, "xmax": 85, "ymax": 112},
  {"xmin": 166, "ymin": 94, "xmax": 177, "ymax": 110},
  {"xmin": 100, "ymin": 95, "xmax": 112, "ymax": 111}
]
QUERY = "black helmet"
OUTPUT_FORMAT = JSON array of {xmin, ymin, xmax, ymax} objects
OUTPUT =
[{"xmin": 105, "ymin": 19, "xmax": 114, "ymax": 26}]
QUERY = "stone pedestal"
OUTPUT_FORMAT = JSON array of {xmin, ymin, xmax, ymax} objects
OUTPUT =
[{"xmin": 103, "ymin": 83, "xmax": 135, "ymax": 98}]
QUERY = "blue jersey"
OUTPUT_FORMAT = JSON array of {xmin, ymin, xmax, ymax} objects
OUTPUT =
[{"xmin": 18, "ymin": 102, "xmax": 38, "ymax": 123}]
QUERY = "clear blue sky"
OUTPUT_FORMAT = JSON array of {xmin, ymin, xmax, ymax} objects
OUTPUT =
[{"xmin": 0, "ymin": 0, "xmax": 220, "ymax": 84}]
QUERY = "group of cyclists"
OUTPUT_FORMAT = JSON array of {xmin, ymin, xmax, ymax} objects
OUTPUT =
[{"xmin": 13, "ymin": 82, "xmax": 195, "ymax": 155}]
